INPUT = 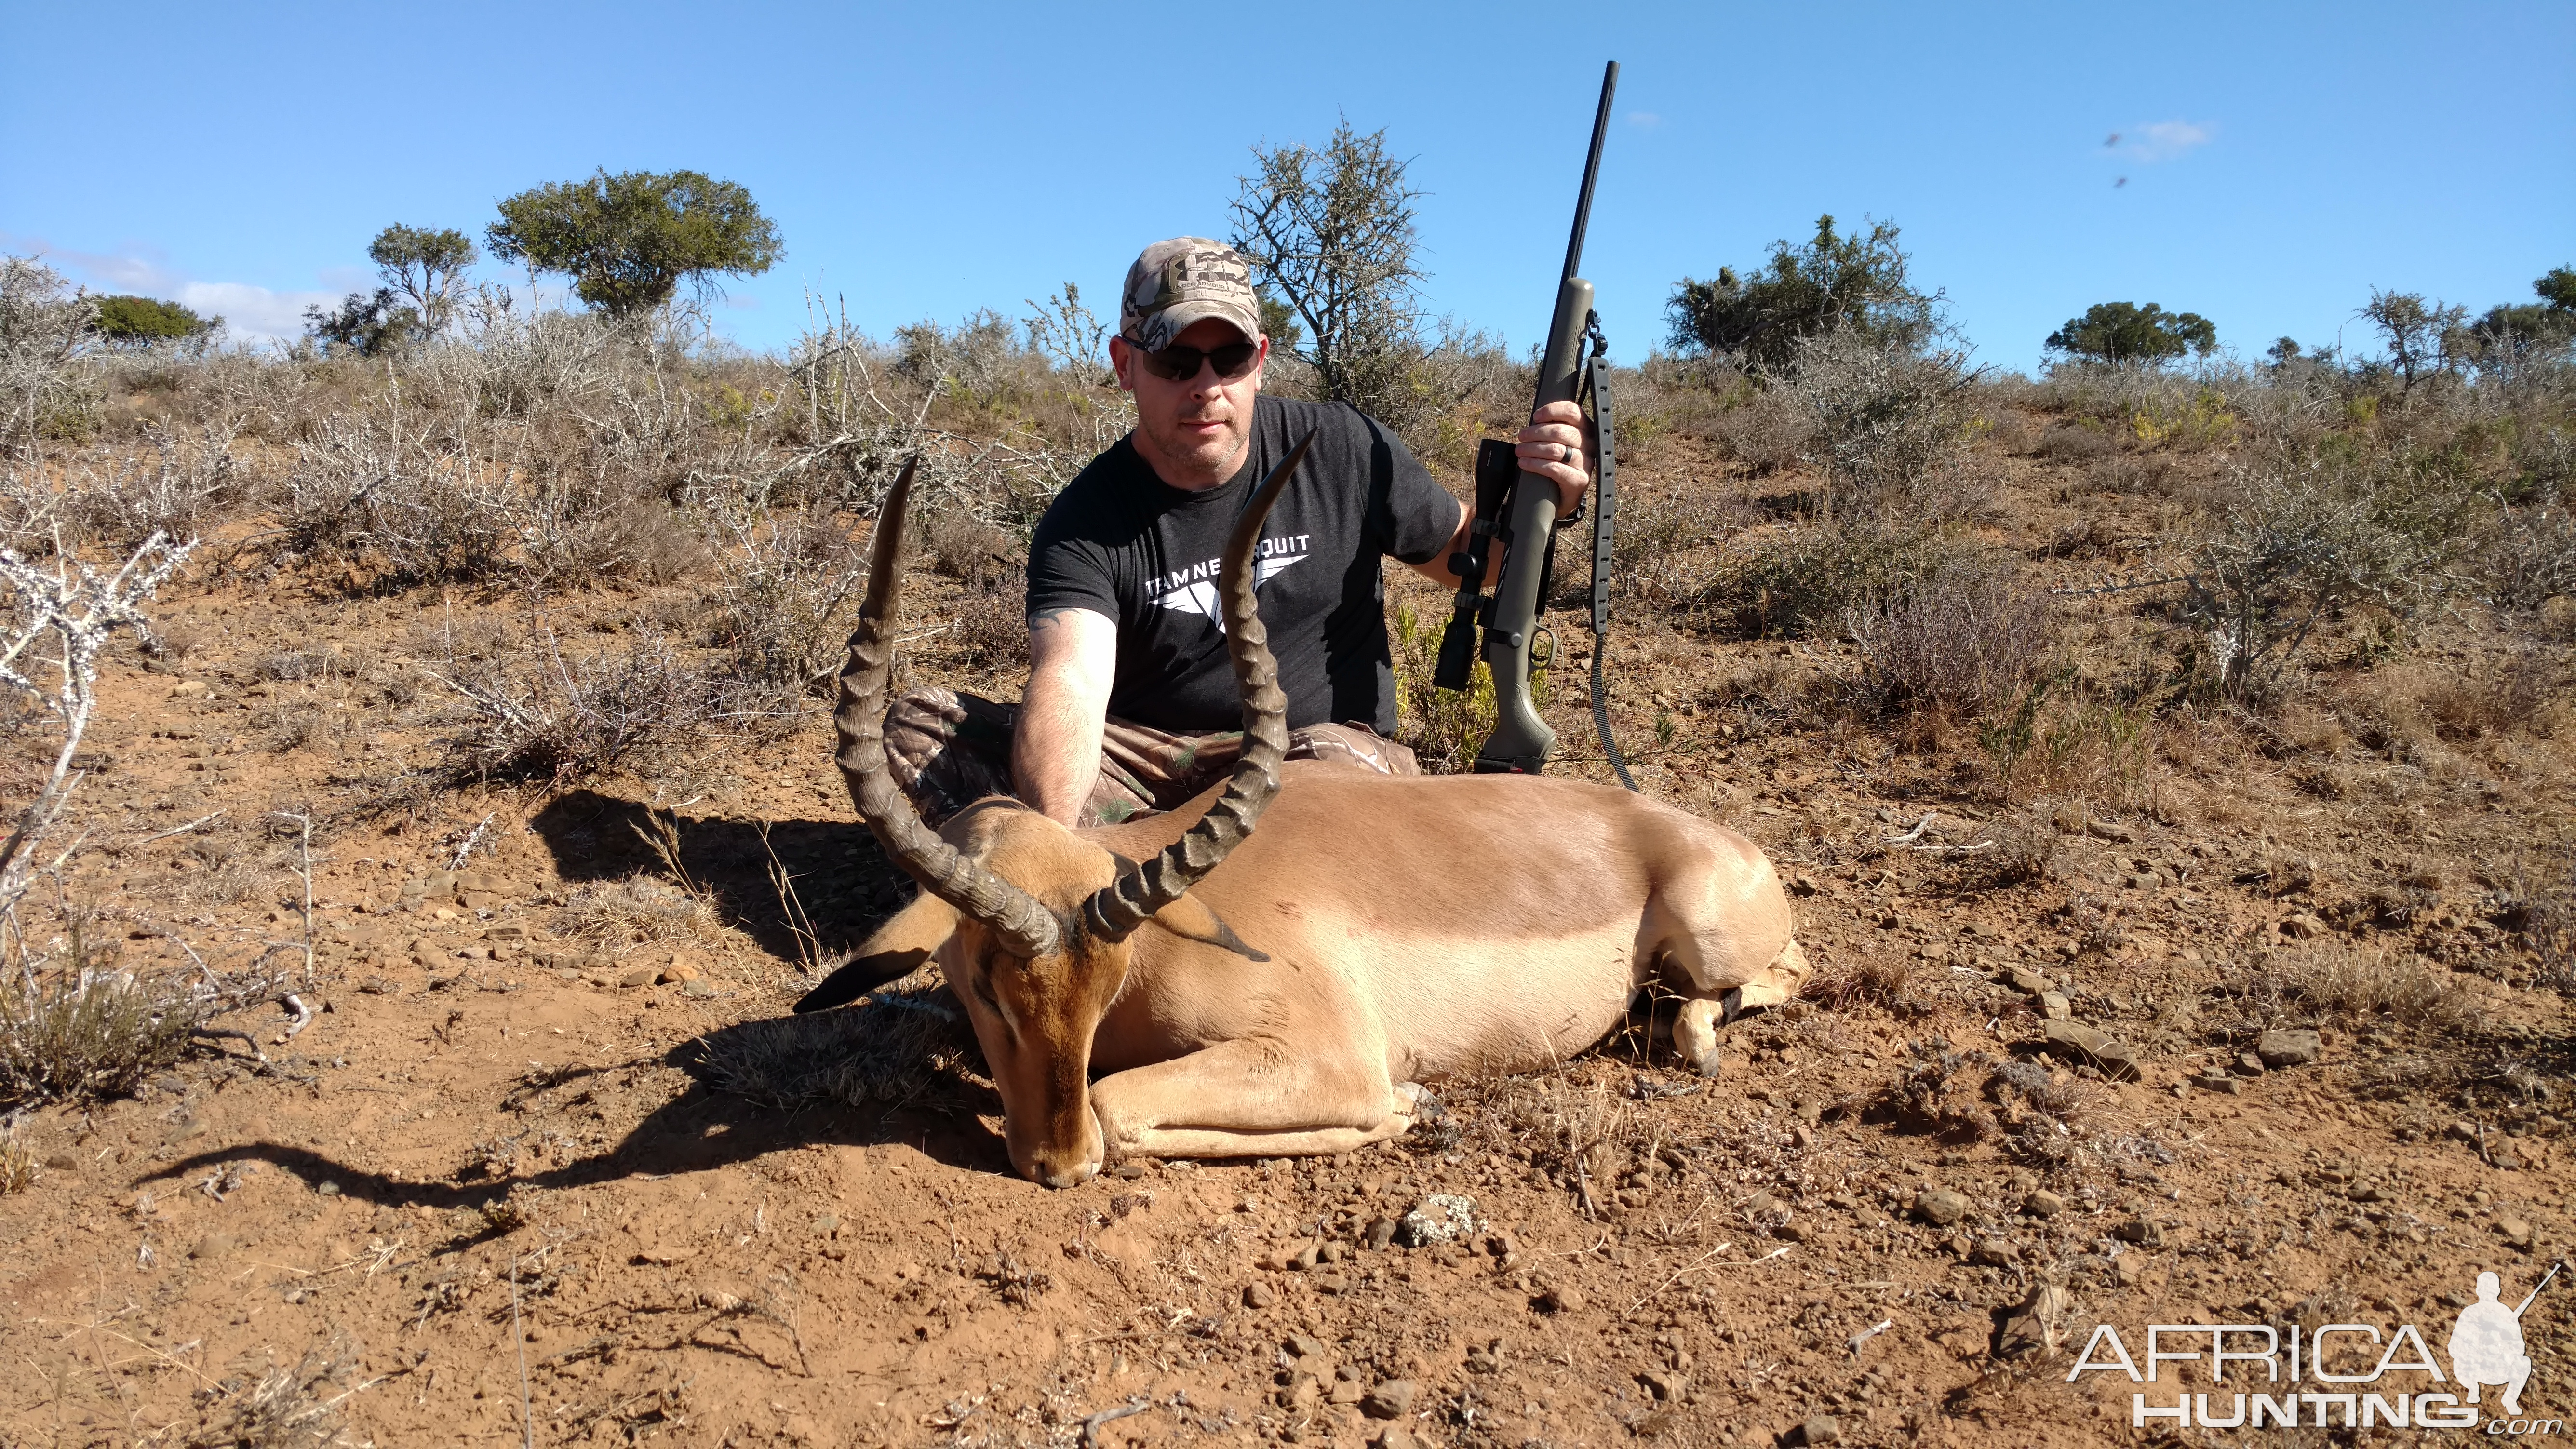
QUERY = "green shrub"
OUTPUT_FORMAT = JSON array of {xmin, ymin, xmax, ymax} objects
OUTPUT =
[
  {"xmin": 487, "ymin": 169, "xmax": 783, "ymax": 320},
  {"xmin": 1230, "ymin": 120, "xmax": 1427, "ymax": 429},
  {"xmin": 368, "ymin": 224, "xmax": 478, "ymax": 334},
  {"xmin": 302, "ymin": 287, "xmax": 415, "ymax": 358},
  {"xmin": 1665, "ymin": 215, "xmax": 1935, "ymax": 372},
  {"xmin": 2043, "ymin": 302, "xmax": 2215, "ymax": 366},
  {"xmin": 2356, "ymin": 289, "xmax": 2469, "ymax": 397},
  {"xmin": 1710, "ymin": 520, "xmax": 1994, "ymax": 639},
  {"xmin": 1388, "ymin": 602, "xmax": 1553, "ymax": 773},
  {"xmin": 91, "ymin": 294, "xmax": 217, "ymax": 344}
]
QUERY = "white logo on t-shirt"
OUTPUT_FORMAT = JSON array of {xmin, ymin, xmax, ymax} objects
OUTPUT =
[{"xmin": 1147, "ymin": 536, "xmax": 1310, "ymax": 633}]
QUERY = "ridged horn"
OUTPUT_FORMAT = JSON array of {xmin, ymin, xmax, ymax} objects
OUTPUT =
[
  {"xmin": 834, "ymin": 457, "xmax": 1062, "ymax": 959},
  {"xmin": 1081, "ymin": 432, "xmax": 1311, "ymax": 941}
]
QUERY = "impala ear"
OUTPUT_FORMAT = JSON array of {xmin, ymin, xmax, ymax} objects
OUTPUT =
[
  {"xmin": 1148, "ymin": 893, "xmax": 1269, "ymax": 962},
  {"xmin": 795, "ymin": 894, "xmax": 961, "ymax": 1013}
]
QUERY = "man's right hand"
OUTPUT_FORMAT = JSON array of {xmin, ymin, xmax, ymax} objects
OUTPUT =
[{"xmin": 1013, "ymin": 607, "xmax": 1118, "ymax": 826}]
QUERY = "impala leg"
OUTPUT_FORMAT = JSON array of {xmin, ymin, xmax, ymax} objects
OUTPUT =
[
  {"xmin": 1665, "ymin": 940, "xmax": 1811, "ymax": 1078},
  {"xmin": 1088, "ymin": 1039, "xmax": 1413, "ymax": 1161},
  {"xmin": 1722, "ymin": 938, "xmax": 1812, "ymax": 1014}
]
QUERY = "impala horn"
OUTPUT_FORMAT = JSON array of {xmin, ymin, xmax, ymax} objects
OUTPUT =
[
  {"xmin": 1081, "ymin": 433, "xmax": 1311, "ymax": 941},
  {"xmin": 834, "ymin": 457, "xmax": 1062, "ymax": 959}
]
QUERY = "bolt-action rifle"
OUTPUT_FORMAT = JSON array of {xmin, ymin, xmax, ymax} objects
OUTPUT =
[{"xmin": 1433, "ymin": 60, "xmax": 1636, "ymax": 790}]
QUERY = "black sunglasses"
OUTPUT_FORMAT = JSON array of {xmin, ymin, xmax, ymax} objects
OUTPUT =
[{"xmin": 1128, "ymin": 337, "xmax": 1261, "ymax": 382}]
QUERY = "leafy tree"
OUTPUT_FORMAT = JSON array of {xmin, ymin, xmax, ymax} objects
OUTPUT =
[
  {"xmin": 91, "ymin": 295, "xmax": 216, "ymax": 345},
  {"xmin": 1228, "ymin": 121, "xmax": 1425, "ymax": 422},
  {"xmin": 1665, "ymin": 215, "xmax": 1935, "ymax": 371},
  {"xmin": 368, "ymin": 224, "xmax": 477, "ymax": 334},
  {"xmin": 2043, "ymin": 301, "xmax": 2216, "ymax": 365},
  {"xmin": 485, "ymin": 169, "xmax": 782, "ymax": 320},
  {"xmin": 1255, "ymin": 290, "xmax": 1305, "ymax": 355},
  {"xmin": 2357, "ymin": 289, "xmax": 2468, "ymax": 395},
  {"xmin": 2538, "ymin": 265, "xmax": 2576, "ymax": 312},
  {"xmin": 2468, "ymin": 264, "xmax": 2576, "ymax": 355},
  {"xmin": 302, "ymin": 288, "xmax": 414, "ymax": 358}
]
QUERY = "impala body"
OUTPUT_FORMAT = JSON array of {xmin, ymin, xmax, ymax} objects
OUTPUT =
[{"xmin": 808, "ymin": 447, "xmax": 1807, "ymax": 1186}]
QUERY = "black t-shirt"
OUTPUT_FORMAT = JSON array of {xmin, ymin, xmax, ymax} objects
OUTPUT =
[{"xmin": 1026, "ymin": 395, "xmax": 1460, "ymax": 735}]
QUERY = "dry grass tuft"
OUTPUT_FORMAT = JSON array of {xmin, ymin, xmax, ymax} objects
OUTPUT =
[
  {"xmin": 1983, "ymin": 1057, "xmax": 2093, "ymax": 1167},
  {"xmin": 553, "ymin": 876, "xmax": 722, "ymax": 953},
  {"xmin": 1, "ymin": 955, "xmax": 205, "ymax": 1107},
  {"xmin": 2255, "ymin": 944, "xmax": 2484, "ymax": 1033},
  {"xmin": 207, "ymin": 1347, "xmax": 371, "ymax": 1449},
  {"xmin": 1985, "ymin": 811, "xmax": 2059, "ymax": 884},
  {"xmin": 1880, "ymin": 1037, "xmax": 2003, "ymax": 1143},
  {"xmin": 947, "ymin": 567, "xmax": 1030, "ymax": 672},
  {"xmin": 1877, "ymin": 1038, "xmax": 2093, "ymax": 1165},
  {"xmin": 1608, "ymin": 488, "xmax": 1735, "ymax": 607},
  {"xmin": 428, "ymin": 627, "xmax": 714, "ymax": 786},
  {"xmin": 1800, "ymin": 953, "xmax": 1924, "ymax": 1015},
  {"xmin": 1471, "ymin": 1070, "xmax": 1671, "ymax": 1213},
  {"xmin": 2488, "ymin": 852, "xmax": 2575, "ymax": 991},
  {"xmin": 0, "ymin": 1128, "xmax": 36, "ymax": 1194},
  {"xmin": 694, "ymin": 970, "xmax": 978, "ymax": 1110}
]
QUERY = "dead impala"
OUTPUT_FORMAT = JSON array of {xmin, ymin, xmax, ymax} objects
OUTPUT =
[{"xmin": 800, "ymin": 442, "xmax": 1808, "ymax": 1187}]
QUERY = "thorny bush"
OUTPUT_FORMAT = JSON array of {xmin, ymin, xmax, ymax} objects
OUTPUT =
[
  {"xmin": 2176, "ymin": 456, "xmax": 2480, "ymax": 701},
  {"xmin": 1847, "ymin": 563, "xmax": 2058, "ymax": 715},
  {"xmin": 1784, "ymin": 328, "xmax": 1982, "ymax": 519},
  {"xmin": 428, "ymin": 626, "xmax": 717, "ymax": 786}
]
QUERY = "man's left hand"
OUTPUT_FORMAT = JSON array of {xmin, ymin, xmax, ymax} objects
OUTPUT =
[{"xmin": 1514, "ymin": 400, "xmax": 1593, "ymax": 513}]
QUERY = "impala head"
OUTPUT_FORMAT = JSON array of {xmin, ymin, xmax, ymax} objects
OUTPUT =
[{"xmin": 800, "ymin": 441, "xmax": 1308, "ymax": 1186}]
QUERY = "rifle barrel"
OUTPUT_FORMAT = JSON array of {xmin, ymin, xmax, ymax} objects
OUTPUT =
[
  {"xmin": 2513, "ymin": 1260, "xmax": 2562, "ymax": 1317},
  {"xmin": 1559, "ymin": 61, "xmax": 1620, "ymax": 287}
]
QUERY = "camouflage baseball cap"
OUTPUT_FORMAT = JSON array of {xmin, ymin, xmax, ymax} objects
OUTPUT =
[{"xmin": 1120, "ymin": 237, "xmax": 1261, "ymax": 351}]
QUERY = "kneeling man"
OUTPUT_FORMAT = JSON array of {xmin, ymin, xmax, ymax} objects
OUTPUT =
[{"xmin": 886, "ymin": 237, "xmax": 1591, "ymax": 824}]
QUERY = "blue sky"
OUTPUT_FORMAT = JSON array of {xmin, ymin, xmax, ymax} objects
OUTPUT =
[{"xmin": 4, "ymin": 1, "xmax": 2569, "ymax": 373}]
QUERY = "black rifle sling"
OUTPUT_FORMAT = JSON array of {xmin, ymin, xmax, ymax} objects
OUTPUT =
[{"xmin": 1582, "ymin": 342, "xmax": 1637, "ymax": 792}]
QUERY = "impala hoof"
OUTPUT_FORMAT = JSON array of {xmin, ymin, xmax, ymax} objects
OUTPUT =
[
  {"xmin": 1391, "ymin": 1082, "xmax": 1441, "ymax": 1135},
  {"xmin": 1032, "ymin": 1158, "xmax": 1100, "ymax": 1189}
]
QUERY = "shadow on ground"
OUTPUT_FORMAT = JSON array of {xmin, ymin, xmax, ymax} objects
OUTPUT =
[
  {"xmin": 141, "ymin": 988, "xmax": 1015, "ymax": 1231},
  {"xmin": 528, "ymin": 789, "xmax": 915, "ymax": 966}
]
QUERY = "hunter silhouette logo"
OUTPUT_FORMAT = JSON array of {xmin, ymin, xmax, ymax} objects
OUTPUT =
[
  {"xmin": 2453, "ymin": 1267, "xmax": 2551, "ymax": 1416},
  {"xmin": 1150, "ymin": 536, "xmax": 1309, "ymax": 633},
  {"xmin": 2066, "ymin": 1262, "xmax": 2565, "ymax": 1433}
]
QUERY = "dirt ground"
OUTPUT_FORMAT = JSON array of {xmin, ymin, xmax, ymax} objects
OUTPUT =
[{"xmin": 2, "ymin": 403, "xmax": 2572, "ymax": 1449}]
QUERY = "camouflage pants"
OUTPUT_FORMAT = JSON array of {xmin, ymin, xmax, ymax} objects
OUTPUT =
[{"xmin": 882, "ymin": 686, "xmax": 1418, "ymax": 828}]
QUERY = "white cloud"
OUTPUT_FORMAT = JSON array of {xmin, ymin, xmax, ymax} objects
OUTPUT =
[
  {"xmin": 1626, "ymin": 110, "xmax": 1664, "ymax": 130},
  {"xmin": 0, "ymin": 232, "xmax": 342, "ymax": 341},
  {"xmin": 2106, "ymin": 120, "xmax": 2215, "ymax": 164},
  {"xmin": 175, "ymin": 280, "xmax": 342, "ymax": 340}
]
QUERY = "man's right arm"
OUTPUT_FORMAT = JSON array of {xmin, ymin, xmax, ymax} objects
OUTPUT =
[{"xmin": 1013, "ymin": 606, "xmax": 1119, "ymax": 827}]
